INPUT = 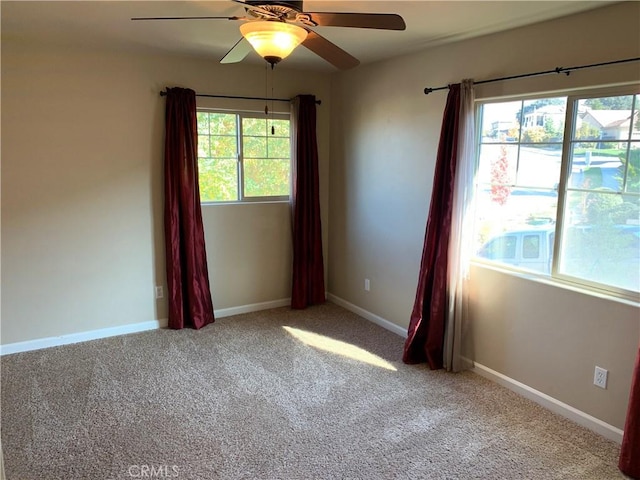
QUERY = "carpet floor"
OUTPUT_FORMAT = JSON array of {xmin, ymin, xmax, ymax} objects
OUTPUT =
[{"xmin": 1, "ymin": 302, "xmax": 624, "ymax": 479}]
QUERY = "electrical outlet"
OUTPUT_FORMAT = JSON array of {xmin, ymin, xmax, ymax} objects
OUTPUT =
[
  {"xmin": 364, "ymin": 278, "xmax": 371, "ymax": 292},
  {"xmin": 594, "ymin": 366, "xmax": 608, "ymax": 389},
  {"xmin": 155, "ymin": 286, "xmax": 164, "ymax": 299}
]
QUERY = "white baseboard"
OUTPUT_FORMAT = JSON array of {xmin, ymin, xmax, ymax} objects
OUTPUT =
[
  {"xmin": 0, "ymin": 298, "xmax": 292, "ymax": 356},
  {"xmin": 472, "ymin": 362, "xmax": 624, "ymax": 444},
  {"xmin": 214, "ymin": 298, "xmax": 290, "ymax": 318},
  {"xmin": 0, "ymin": 319, "xmax": 169, "ymax": 356},
  {"xmin": 327, "ymin": 293, "xmax": 408, "ymax": 338}
]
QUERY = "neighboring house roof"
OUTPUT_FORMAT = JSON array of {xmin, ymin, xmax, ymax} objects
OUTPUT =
[{"xmin": 581, "ymin": 109, "xmax": 634, "ymax": 128}]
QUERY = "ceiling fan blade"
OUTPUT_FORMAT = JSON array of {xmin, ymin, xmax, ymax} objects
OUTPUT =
[
  {"xmin": 220, "ymin": 37, "xmax": 253, "ymax": 64},
  {"xmin": 305, "ymin": 12, "xmax": 406, "ymax": 30},
  {"xmin": 131, "ymin": 16, "xmax": 241, "ymax": 21},
  {"xmin": 302, "ymin": 30, "xmax": 359, "ymax": 70}
]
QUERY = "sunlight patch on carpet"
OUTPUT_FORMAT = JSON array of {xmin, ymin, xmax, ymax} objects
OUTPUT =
[{"xmin": 282, "ymin": 326, "xmax": 397, "ymax": 371}]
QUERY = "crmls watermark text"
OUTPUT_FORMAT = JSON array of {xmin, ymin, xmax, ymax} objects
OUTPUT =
[{"xmin": 128, "ymin": 465, "xmax": 179, "ymax": 478}]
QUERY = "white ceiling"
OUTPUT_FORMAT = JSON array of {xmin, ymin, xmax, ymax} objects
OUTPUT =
[{"xmin": 2, "ymin": 1, "xmax": 615, "ymax": 72}]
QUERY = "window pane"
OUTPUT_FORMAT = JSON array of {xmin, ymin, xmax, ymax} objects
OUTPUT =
[
  {"xmin": 568, "ymin": 145, "xmax": 624, "ymax": 192},
  {"xmin": 243, "ymin": 117, "xmax": 267, "ymax": 136},
  {"xmin": 198, "ymin": 158, "xmax": 238, "ymax": 202},
  {"xmin": 244, "ymin": 158, "xmax": 290, "ymax": 197},
  {"xmin": 474, "ymin": 98, "xmax": 563, "ymax": 275},
  {"xmin": 521, "ymin": 98, "xmax": 565, "ymax": 143},
  {"xmin": 267, "ymin": 137, "xmax": 290, "ymax": 158},
  {"xmin": 270, "ymin": 119, "xmax": 290, "ymax": 137},
  {"xmin": 517, "ymin": 144, "xmax": 562, "ymax": 188},
  {"xmin": 474, "ymin": 185, "xmax": 557, "ymax": 273},
  {"xmin": 197, "ymin": 112, "xmax": 209, "ymax": 134},
  {"xmin": 574, "ymin": 95, "xmax": 635, "ymax": 141},
  {"xmin": 624, "ymin": 143, "xmax": 640, "ymax": 194},
  {"xmin": 197, "ymin": 112, "xmax": 240, "ymax": 202},
  {"xmin": 480, "ymin": 101, "xmax": 521, "ymax": 143},
  {"xmin": 244, "ymin": 136, "xmax": 267, "ymax": 158},
  {"xmin": 209, "ymin": 135, "xmax": 237, "ymax": 158},
  {"xmin": 559, "ymin": 212, "xmax": 640, "ymax": 292},
  {"xmin": 198, "ymin": 135, "xmax": 210, "ymax": 158},
  {"xmin": 210, "ymin": 113, "xmax": 237, "ymax": 135}
]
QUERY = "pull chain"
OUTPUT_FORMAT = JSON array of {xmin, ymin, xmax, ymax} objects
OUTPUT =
[
  {"xmin": 264, "ymin": 62, "xmax": 269, "ymax": 116},
  {"xmin": 271, "ymin": 67, "xmax": 275, "ymax": 135}
]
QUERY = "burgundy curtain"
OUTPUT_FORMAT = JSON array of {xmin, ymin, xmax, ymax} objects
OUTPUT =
[
  {"xmin": 403, "ymin": 84, "xmax": 461, "ymax": 369},
  {"xmin": 164, "ymin": 87, "xmax": 215, "ymax": 330},
  {"xmin": 620, "ymin": 344, "xmax": 640, "ymax": 478},
  {"xmin": 290, "ymin": 95, "xmax": 326, "ymax": 309}
]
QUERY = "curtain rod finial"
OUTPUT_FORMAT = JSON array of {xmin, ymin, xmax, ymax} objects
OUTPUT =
[{"xmin": 424, "ymin": 87, "xmax": 433, "ymax": 95}]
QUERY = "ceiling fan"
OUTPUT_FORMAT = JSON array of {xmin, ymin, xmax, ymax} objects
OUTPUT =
[{"xmin": 132, "ymin": 0, "xmax": 406, "ymax": 70}]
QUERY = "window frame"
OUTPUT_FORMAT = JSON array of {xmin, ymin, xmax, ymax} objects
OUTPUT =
[
  {"xmin": 197, "ymin": 108, "xmax": 292, "ymax": 204},
  {"xmin": 472, "ymin": 84, "xmax": 640, "ymax": 303}
]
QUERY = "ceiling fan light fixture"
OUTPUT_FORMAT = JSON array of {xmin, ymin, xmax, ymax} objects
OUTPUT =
[{"xmin": 240, "ymin": 21, "xmax": 307, "ymax": 65}]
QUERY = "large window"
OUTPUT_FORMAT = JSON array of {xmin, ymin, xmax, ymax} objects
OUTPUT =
[
  {"xmin": 196, "ymin": 110, "xmax": 291, "ymax": 202},
  {"xmin": 474, "ymin": 87, "xmax": 640, "ymax": 299}
]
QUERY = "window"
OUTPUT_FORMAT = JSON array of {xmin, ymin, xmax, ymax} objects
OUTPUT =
[
  {"xmin": 196, "ymin": 110, "xmax": 291, "ymax": 202},
  {"xmin": 473, "ymin": 88, "xmax": 640, "ymax": 299}
]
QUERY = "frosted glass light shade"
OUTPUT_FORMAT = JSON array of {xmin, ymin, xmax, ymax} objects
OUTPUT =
[{"xmin": 240, "ymin": 21, "xmax": 308, "ymax": 64}]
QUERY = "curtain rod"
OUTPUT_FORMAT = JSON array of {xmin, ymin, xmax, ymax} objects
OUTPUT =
[
  {"xmin": 423, "ymin": 57, "xmax": 640, "ymax": 95},
  {"xmin": 160, "ymin": 91, "xmax": 321, "ymax": 105}
]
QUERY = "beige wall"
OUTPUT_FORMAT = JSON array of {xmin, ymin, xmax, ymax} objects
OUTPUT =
[
  {"xmin": 328, "ymin": 2, "xmax": 640, "ymax": 430},
  {"xmin": 1, "ymin": 39, "xmax": 331, "ymax": 344}
]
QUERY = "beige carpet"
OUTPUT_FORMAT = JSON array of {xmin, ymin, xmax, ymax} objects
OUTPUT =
[{"xmin": 1, "ymin": 303, "xmax": 624, "ymax": 479}]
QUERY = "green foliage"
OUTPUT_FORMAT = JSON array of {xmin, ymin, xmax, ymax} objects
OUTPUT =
[
  {"xmin": 618, "ymin": 148, "xmax": 640, "ymax": 194},
  {"xmin": 198, "ymin": 112, "xmax": 236, "ymax": 135},
  {"xmin": 584, "ymin": 95, "xmax": 634, "ymax": 110},
  {"xmin": 543, "ymin": 117, "xmax": 562, "ymax": 140},
  {"xmin": 521, "ymin": 126, "xmax": 546, "ymax": 143},
  {"xmin": 609, "ymin": 201, "xmax": 640, "ymax": 224},
  {"xmin": 574, "ymin": 122, "xmax": 601, "ymax": 148},
  {"xmin": 521, "ymin": 124, "xmax": 563, "ymax": 143},
  {"xmin": 244, "ymin": 159, "xmax": 290, "ymax": 197},
  {"xmin": 585, "ymin": 189, "xmax": 623, "ymax": 224},
  {"xmin": 198, "ymin": 158, "xmax": 237, "ymax": 202}
]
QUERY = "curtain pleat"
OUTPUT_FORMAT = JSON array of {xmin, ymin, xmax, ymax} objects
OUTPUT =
[
  {"xmin": 164, "ymin": 87, "xmax": 215, "ymax": 330},
  {"xmin": 290, "ymin": 95, "xmax": 326, "ymax": 309},
  {"xmin": 620, "ymin": 344, "xmax": 640, "ymax": 478},
  {"xmin": 403, "ymin": 84, "xmax": 461, "ymax": 369}
]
